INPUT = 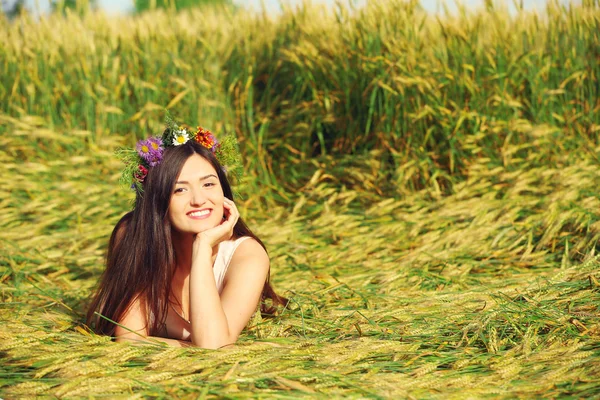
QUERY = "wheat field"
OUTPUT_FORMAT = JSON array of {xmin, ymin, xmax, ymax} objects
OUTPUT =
[{"xmin": 1, "ymin": 0, "xmax": 600, "ymax": 398}]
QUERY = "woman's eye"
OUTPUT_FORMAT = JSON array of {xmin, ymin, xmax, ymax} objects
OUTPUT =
[
  {"xmin": 204, "ymin": 182, "xmax": 216, "ymax": 188},
  {"xmin": 174, "ymin": 187, "xmax": 186, "ymax": 193}
]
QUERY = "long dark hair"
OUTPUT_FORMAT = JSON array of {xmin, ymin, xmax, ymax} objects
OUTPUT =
[{"xmin": 86, "ymin": 140, "xmax": 287, "ymax": 336}]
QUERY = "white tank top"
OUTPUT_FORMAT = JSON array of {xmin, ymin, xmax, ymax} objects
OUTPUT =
[
  {"xmin": 213, "ymin": 236, "xmax": 251, "ymax": 293},
  {"xmin": 153, "ymin": 236, "xmax": 252, "ymax": 337}
]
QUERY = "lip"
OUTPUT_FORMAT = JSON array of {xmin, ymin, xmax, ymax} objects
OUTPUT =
[{"xmin": 187, "ymin": 208, "xmax": 212, "ymax": 220}]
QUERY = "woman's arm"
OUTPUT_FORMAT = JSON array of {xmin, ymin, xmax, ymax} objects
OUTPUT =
[
  {"xmin": 113, "ymin": 296, "xmax": 150, "ymax": 342},
  {"xmin": 188, "ymin": 238, "xmax": 269, "ymax": 349},
  {"xmin": 114, "ymin": 296, "xmax": 194, "ymax": 347},
  {"xmin": 219, "ymin": 238, "xmax": 270, "ymax": 337},
  {"xmin": 121, "ymin": 336, "xmax": 193, "ymax": 347},
  {"xmin": 187, "ymin": 198, "xmax": 269, "ymax": 349}
]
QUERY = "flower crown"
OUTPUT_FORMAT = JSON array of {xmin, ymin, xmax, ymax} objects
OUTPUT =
[{"xmin": 117, "ymin": 113, "xmax": 242, "ymax": 193}]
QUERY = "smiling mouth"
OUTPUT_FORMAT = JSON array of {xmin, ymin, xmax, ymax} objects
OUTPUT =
[{"xmin": 188, "ymin": 209, "xmax": 212, "ymax": 219}]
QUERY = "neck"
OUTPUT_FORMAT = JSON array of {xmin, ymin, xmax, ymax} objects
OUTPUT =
[{"xmin": 171, "ymin": 230, "xmax": 219, "ymax": 276}]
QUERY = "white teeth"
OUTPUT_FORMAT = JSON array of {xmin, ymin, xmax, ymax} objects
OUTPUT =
[{"xmin": 189, "ymin": 210, "xmax": 210, "ymax": 217}]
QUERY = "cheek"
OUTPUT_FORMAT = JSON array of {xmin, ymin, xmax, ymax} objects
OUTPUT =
[
  {"xmin": 212, "ymin": 191, "xmax": 225, "ymax": 219},
  {"xmin": 167, "ymin": 207, "xmax": 176, "ymax": 226},
  {"xmin": 215, "ymin": 201, "xmax": 225, "ymax": 220},
  {"xmin": 168, "ymin": 198, "xmax": 184, "ymax": 222}
]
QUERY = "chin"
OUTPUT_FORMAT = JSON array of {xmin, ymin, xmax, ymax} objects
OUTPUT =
[{"xmin": 192, "ymin": 219, "xmax": 220, "ymax": 232}]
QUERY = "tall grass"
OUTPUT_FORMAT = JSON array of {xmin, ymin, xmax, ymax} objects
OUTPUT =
[
  {"xmin": 1, "ymin": 1, "xmax": 598, "ymax": 194},
  {"xmin": 1, "ymin": 1, "xmax": 599, "ymax": 398}
]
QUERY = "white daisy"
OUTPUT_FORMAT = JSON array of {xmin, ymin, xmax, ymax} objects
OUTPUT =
[{"xmin": 172, "ymin": 128, "xmax": 190, "ymax": 146}]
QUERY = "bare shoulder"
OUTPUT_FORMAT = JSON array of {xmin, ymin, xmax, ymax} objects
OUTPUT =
[
  {"xmin": 233, "ymin": 237, "xmax": 268, "ymax": 258},
  {"xmin": 115, "ymin": 293, "xmax": 149, "ymax": 340},
  {"xmin": 229, "ymin": 237, "xmax": 270, "ymax": 270}
]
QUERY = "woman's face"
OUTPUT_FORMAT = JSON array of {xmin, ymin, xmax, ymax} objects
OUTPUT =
[{"xmin": 168, "ymin": 153, "xmax": 225, "ymax": 234}]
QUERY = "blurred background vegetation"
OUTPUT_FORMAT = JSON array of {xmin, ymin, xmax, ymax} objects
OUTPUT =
[
  {"xmin": 1, "ymin": 0, "xmax": 599, "ymax": 397},
  {"xmin": 1, "ymin": 0, "xmax": 598, "ymax": 200},
  {"xmin": 3, "ymin": 0, "xmax": 235, "ymax": 17},
  {"xmin": 133, "ymin": 0, "xmax": 234, "ymax": 13}
]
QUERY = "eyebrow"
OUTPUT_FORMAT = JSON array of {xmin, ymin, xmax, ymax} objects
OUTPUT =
[{"xmin": 176, "ymin": 174, "xmax": 218, "ymax": 184}]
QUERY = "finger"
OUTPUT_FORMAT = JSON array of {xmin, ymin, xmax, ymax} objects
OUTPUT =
[
  {"xmin": 223, "ymin": 211, "xmax": 238, "ymax": 234},
  {"xmin": 220, "ymin": 207, "xmax": 235, "ymax": 225},
  {"xmin": 223, "ymin": 199, "xmax": 235, "ymax": 208},
  {"xmin": 223, "ymin": 200, "xmax": 239, "ymax": 218},
  {"xmin": 225, "ymin": 209, "xmax": 238, "ymax": 226},
  {"xmin": 226, "ymin": 203, "xmax": 239, "ymax": 223}
]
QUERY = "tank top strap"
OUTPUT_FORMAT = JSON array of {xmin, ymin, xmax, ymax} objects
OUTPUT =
[{"xmin": 213, "ymin": 236, "xmax": 251, "ymax": 294}]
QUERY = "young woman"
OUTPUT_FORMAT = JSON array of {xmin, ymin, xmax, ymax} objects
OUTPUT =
[{"xmin": 86, "ymin": 120, "xmax": 286, "ymax": 349}]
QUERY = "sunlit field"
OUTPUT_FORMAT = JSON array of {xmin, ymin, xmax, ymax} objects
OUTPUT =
[{"xmin": 1, "ymin": 0, "xmax": 600, "ymax": 397}]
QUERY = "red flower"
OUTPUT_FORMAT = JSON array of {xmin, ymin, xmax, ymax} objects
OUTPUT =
[
  {"xmin": 134, "ymin": 165, "xmax": 148, "ymax": 182},
  {"xmin": 195, "ymin": 126, "xmax": 217, "ymax": 151}
]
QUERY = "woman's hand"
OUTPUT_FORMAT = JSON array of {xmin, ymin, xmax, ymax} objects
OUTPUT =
[{"xmin": 194, "ymin": 198, "xmax": 239, "ymax": 252}]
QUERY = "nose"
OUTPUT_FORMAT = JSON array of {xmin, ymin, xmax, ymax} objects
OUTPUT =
[{"xmin": 190, "ymin": 184, "xmax": 206, "ymax": 207}]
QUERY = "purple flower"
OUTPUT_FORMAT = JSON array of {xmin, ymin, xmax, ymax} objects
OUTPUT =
[
  {"xmin": 208, "ymin": 134, "xmax": 219, "ymax": 152},
  {"xmin": 136, "ymin": 137, "xmax": 164, "ymax": 167}
]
